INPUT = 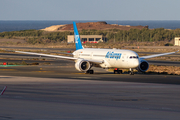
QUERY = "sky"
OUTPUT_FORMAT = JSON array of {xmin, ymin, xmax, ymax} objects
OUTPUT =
[{"xmin": 1, "ymin": 0, "xmax": 180, "ymax": 21}]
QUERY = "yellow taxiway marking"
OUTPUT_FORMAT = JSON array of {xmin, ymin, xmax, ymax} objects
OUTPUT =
[{"xmin": 0, "ymin": 69, "xmax": 15, "ymax": 71}]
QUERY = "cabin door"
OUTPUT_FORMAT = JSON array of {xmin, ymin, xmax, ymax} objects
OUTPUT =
[{"xmin": 121, "ymin": 54, "xmax": 128, "ymax": 68}]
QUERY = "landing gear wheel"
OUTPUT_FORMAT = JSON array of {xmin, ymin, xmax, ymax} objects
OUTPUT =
[
  {"xmin": 89, "ymin": 70, "xmax": 94, "ymax": 74},
  {"xmin": 114, "ymin": 70, "xmax": 118, "ymax": 74},
  {"xmin": 129, "ymin": 72, "xmax": 134, "ymax": 75},
  {"xmin": 129, "ymin": 68, "xmax": 134, "ymax": 75},
  {"xmin": 114, "ymin": 69, "xmax": 122, "ymax": 74},
  {"xmin": 86, "ymin": 70, "xmax": 94, "ymax": 74}
]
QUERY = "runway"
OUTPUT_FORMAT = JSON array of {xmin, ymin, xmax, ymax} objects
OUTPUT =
[
  {"xmin": 0, "ymin": 52, "xmax": 180, "ymax": 119},
  {"xmin": 1, "ymin": 75, "xmax": 180, "ymax": 119}
]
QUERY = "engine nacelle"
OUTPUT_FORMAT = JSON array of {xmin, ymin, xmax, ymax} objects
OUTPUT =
[
  {"xmin": 138, "ymin": 60, "xmax": 149, "ymax": 72},
  {"xmin": 75, "ymin": 60, "xmax": 91, "ymax": 72}
]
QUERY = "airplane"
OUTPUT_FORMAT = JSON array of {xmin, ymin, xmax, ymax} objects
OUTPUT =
[{"xmin": 15, "ymin": 22, "xmax": 179, "ymax": 75}]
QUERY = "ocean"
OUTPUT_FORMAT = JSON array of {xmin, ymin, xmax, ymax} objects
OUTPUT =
[{"xmin": 0, "ymin": 20, "xmax": 180, "ymax": 33}]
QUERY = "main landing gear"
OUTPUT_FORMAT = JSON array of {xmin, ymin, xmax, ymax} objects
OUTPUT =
[
  {"xmin": 113, "ymin": 68, "xmax": 134, "ymax": 75},
  {"xmin": 86, "ymin": 70, "xmax": 94, "ymax": 74},
  {"xmin": 114, "ymin": 68, "xmax": 122, "ymax": 74}
]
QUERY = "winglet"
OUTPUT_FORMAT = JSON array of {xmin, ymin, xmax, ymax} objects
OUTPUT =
[{"xmin": 73, "ymin": 22, "xmax": 83, "ymax": 50}]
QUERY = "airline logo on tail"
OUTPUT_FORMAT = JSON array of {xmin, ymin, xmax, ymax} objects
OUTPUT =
[
  {"xmin": 75, "ymin": 35, "xmax": 79, "ymax": 43},
  {"xmin": 73, "ymin": 22, "xmax": 83, "ymax": 50}
]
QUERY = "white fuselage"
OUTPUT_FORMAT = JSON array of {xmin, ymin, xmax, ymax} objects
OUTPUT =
[{"xmin": 73, "ymin": 48, "xmax": 140, "ymax": 69}]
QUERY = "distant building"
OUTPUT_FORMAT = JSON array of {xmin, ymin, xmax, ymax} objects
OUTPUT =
[
  {"xmin": 174, "ymin": 37, "xmax": 180, "ymax": 46},
  {"xmin": 67, "ymin": 35, "xmax": 103, "ymax": 43}
]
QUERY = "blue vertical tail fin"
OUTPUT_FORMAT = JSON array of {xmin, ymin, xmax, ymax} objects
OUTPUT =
[{"xmin": 73, "ymin": 22, "xmax": 83, "ymax": 50}]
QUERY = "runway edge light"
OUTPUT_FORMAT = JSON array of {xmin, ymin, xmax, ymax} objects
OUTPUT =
[{"xmin": 3, "ymin": 62, "xmax": 8, "ymax": 65}]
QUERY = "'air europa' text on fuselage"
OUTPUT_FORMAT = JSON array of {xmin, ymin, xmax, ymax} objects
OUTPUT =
[{"xmin": 105, "ymin": 51, "xmax": 122, "ymax": 60}]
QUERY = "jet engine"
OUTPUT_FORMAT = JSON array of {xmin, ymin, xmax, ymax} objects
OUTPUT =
[
  {"xmin": 138, "ymin": 60, "xmax": 149, "ymax": 72},
  {"xmin": 75, "ymin": 60, "xmax": 91, "ymax": 72}
]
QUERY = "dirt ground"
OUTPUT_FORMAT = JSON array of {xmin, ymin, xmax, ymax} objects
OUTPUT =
[
  {"xmin": 0, "ymin": 39, "xmax": 26, "ymax": 44},
  {"xmin": 42, "ymin": 21, "xmax": 148, "ymax": 31}
]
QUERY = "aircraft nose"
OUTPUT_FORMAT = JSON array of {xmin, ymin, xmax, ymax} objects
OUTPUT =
[
  {"xmin": 133, "ymin": 59, "xmax": 140, "ymax": 67},
  {"xmin": 128, "ymin": 59, "xmax": 139, "ymax": 68}
]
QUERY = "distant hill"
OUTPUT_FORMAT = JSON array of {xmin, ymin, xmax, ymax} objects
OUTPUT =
[{"xmin": 41, "ymin": 21, "xmax": 148, "ymax": 32}]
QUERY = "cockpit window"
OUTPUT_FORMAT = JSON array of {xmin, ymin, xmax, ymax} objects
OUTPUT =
[{"xmin": 129, "ymin": 56, "xmax": 138, "ymax": 59}]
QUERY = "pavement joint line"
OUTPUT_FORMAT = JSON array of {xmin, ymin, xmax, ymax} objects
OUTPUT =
[
  {"xmin": 70, "ymin": 77, "xmax": 101, "ymax": 79},
  {"xmin": 72, "ymin": 73, "xmax": 86, "ymax": 74},
  {"xmin": 31, "ymin": 71, "xmax": 54, "ymax": 72}
]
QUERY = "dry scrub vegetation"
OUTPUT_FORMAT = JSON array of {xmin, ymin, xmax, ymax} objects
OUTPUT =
[{"xmin": 147, "ymin": 65, "xmax": 180, "ymax": 75}]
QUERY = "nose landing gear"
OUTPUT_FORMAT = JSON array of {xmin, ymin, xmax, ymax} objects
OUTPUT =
[{"xmin": 129, "ymin": 68, "xmax": 134, "ymax": 75}]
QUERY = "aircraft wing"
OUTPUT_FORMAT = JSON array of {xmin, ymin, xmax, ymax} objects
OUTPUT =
[
  {"xmin": 140, "ymin": 50, "xmax": 179, "ymax": 60},
  {"xmin": 15, "ymin": 51, "xmax": 77, "ymax": 60},
  {"xmin": 49, "ymin": 52, "xmax": 73, "ymax": 55},
  {"xmin": 15, "ymin": 51, "xmax": 103, "ymax": 64}
]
